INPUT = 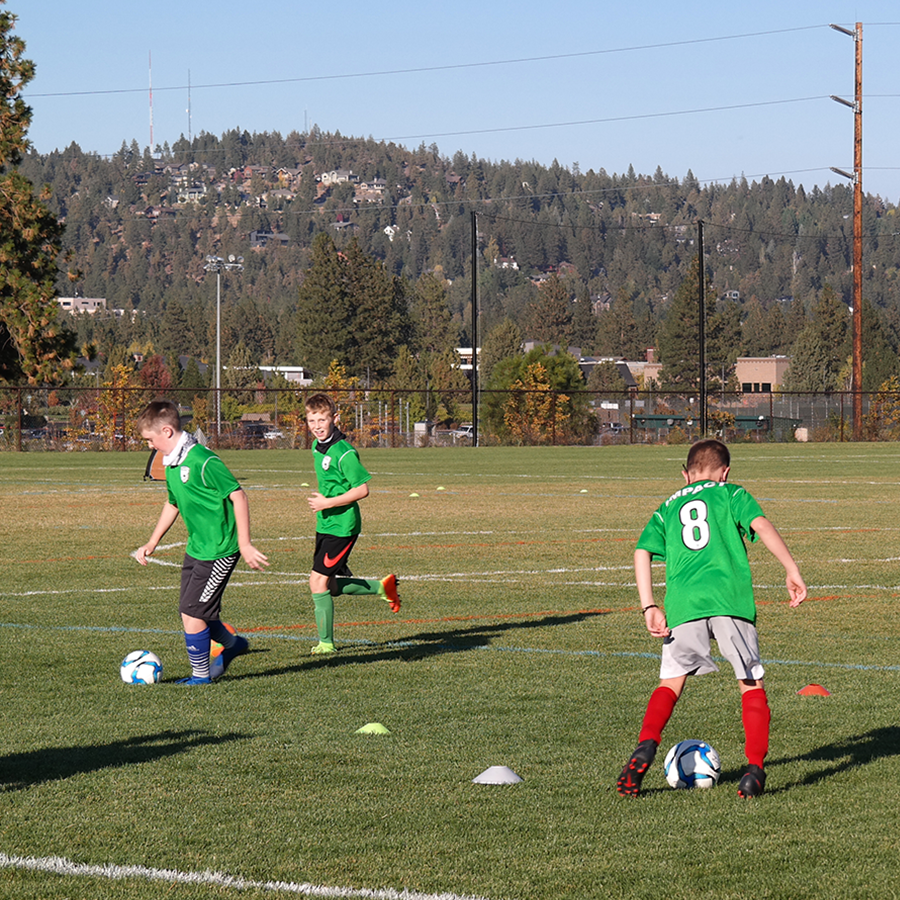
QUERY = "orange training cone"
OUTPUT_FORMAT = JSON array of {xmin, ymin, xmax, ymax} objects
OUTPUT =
[{"xmin": 797, "ymin": 683, "xmax": 831, "ymax": 696}]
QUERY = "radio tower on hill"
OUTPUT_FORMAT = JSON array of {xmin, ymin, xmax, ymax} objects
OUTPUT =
[{"xmin": 149, "ymin": 51, "xmax": 154, "ymax": 155}]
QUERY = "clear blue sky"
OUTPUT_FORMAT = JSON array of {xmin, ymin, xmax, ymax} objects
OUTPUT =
[{"xmin": 16, "ymin": 0, "xmax": 900, "ymax": 201}]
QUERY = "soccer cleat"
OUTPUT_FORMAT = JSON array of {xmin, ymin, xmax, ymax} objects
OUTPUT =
[
  {"xmin": 617, "ymin": 739, "xmax": 658, "ymax": 796},
  {"xmin": 379, "ymin": 574, "xmax": 401, "ymax": 612},
  {"xmin": 737, "ymin": 764, "xmax": 766, "ymax": 798},
  {"xmin": 210, "ymin": 635, "xmax": 249, "ymax": 681},
  {"xmin": 175, "ymin": 675, "xmax": 212, "ymax": 685},
  {"xmin": 311, "ymin": 641, "xmax": 337, "ymax": 655}
]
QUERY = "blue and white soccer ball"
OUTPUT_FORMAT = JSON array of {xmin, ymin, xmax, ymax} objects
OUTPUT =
[
  {"xmin": 664, "ymin": 739, "xmax": 721, "ymax": 789},
  {"xmin": 120, "ymin": 650, "xmax": 163, "ymax": 684}
]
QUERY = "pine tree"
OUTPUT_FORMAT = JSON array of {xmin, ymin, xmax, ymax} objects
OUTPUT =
[
  {"xmin": 524, "ymin": 273, "xmax": 572, "ymax": 347},
  {"xmin": 657, "ymin": 255, "xmax": 715, "ymax": 391},
  {"xmin": 294, "ymin": 233, "xmax": 352, "ymax": 376},
  {"xmin": 570, "ymin": 284, "xmax": 597, "ymax": 354},
  {"xmin": 479, "ymin": 318, "xmax": 523, "ymax": 384},
  {"xmin": 410, "ymin": 272, "xmax": 457, "ymax": 356},
  {"xmin": 861, "ymin": 297, "xmax": 900, "ymax": 390},
  {"xmin": 783, "ymin": 285, "xmax": 850, "ymax": 391},
  {"xmin": 342, "ymin": 239, "xmax": 409, "ymax": 382},
  {"xmin": 0, "ymin": 5, "xmax": 76, "ymax": 384}
]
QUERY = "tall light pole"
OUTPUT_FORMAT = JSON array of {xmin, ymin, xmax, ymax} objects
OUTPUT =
[
  {"xmin": 203, "ymin": 254, "xmax": 244, "ymax": 441},
  {"xmin": 830, "ymin": 21, "xmax": 862, "ymax": 440}
]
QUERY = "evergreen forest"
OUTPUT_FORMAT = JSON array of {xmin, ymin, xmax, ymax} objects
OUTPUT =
[{"xmin": 20, "ymin": 127, "xmax": 900, "ymax": 393}]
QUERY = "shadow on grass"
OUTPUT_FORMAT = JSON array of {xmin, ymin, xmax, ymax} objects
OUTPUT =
[
  {"xmin": 761, "ymin": 725, "xmax": 900, "ymax": 793},
  {"xmin": 233, "ymin": 609, "xmax": 609, "ymax": 680},
  {"xmin": 706, "ymin": 726, "xmax": 900, "ymax": 794},
  {"xmin": 0, "ymin": 729, "xmax": 248, "ymax": 792}
]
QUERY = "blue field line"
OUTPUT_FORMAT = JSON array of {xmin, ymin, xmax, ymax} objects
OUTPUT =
[
  {"xmin": 3, "ymin": 621, "xmax": 899, "ymax": 672},
  {"xmin": 478, "ymin": 644, "xmax": 900, "ymax": 671}
]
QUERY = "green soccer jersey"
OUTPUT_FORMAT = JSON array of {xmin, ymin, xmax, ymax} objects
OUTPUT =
[
  {"xmin": 165, "ymin": 440, "xmax": 241, "ymax": 560},
  {"xmin": 636, "ymin": 480, "xmax": 765, "ymax": 628},
  {"xmin": 312, "ymin": 432, "xmax": 371, "ymax": 537}
]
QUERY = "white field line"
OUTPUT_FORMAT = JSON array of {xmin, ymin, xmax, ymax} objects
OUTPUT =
[{"xmin": 0, "ymin": 852, "xmax": 496, "ymax": 900}]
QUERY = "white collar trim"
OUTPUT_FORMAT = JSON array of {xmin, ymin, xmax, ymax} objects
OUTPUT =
[{"xmin": 162, "ymin": 431, "xmax": 194, "ymax": 467}]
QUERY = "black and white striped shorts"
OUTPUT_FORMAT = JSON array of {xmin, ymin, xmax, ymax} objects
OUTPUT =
[{"xmin": 178, "ymin": 552, "xmax": 240, "ymax": 621}]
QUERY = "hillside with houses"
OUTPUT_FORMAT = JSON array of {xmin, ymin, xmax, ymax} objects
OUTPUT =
[{"xmin": 20, "ymin": 127, "xmax": 900, "ymax": 392}]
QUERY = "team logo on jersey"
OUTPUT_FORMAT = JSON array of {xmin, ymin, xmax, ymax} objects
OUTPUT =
[
  {"xmin": 180, "ymin": 465, "xmax": 190, "ymax": 483},
  {"xmin": 321, "ymin": 457, "xmax": 331, "ymax": 471}
]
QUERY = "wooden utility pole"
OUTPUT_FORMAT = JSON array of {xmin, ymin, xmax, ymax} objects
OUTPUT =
[
  {"xmin": 852, "ymin": 22, "xmax": 863, "ymax": 440},
  {"xmin": 830, "ymin": 22, "xmax": 863, "ymax": 439},
  {"xmin": 697, "ymin": 221, "xmax": 707, "ymax": 436}
]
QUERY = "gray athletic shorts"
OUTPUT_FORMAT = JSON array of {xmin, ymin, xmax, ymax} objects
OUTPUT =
[{"xmin": 659, "ymin": 616, "xmax": 764, "ymax": 681}]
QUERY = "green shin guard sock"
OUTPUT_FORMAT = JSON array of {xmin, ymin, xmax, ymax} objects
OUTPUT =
[
  {"xmin": 333, "ymin": 577, "xmax": 380, "ymax": 596},
  {"xmin": 312, "ymin": 591, "xmax": 334, "ymax": 643}
]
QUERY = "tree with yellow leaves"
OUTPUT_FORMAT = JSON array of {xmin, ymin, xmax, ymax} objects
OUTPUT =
[{"xmin": 503, "ymin": 362, "xmax": 570, "ymax": 445}]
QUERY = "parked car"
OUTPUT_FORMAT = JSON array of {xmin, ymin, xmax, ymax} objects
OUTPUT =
[
  {"xmin": 264, "ymin": 429, "xmax": 284, "ymax": 440},
  {"xmin": 451, "ymin": 424, "xmax": 474, "ymax": 439}
]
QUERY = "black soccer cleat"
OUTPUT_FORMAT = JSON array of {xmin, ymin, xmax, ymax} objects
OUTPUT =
[
  {"xmin": 737, "ymin": 764, "xmax": 766, "ymax": 799},
  {"xmin": 617, "ymin": 739, "xmax": 658, "ymax": 796}
]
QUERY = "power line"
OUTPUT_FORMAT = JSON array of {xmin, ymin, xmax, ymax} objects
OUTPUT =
[
  {"xmin": 24, "ymin": 25, "xmax": 829, "ymax": 99},
  {"xmin": 380, "ymin": 97, "xmax": 827, "ymax": 143}
]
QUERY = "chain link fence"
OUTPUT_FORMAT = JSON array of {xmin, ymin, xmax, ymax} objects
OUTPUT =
[{"xmin": 0, "ymin": 385, "xmax": 895, "ymax": 451}]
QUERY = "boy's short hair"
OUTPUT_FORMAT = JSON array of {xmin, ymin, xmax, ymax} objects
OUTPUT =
[
  {"xmin": 685, "ymin": 438, "xmax": 730, "ymax": 473},
  {"xmin": 305, "ymin": 392, "xmax": 337, "ymax": 416},
  {"xmin": 136, "ymin": 399, "xmax": 182, "ymax": 433}
]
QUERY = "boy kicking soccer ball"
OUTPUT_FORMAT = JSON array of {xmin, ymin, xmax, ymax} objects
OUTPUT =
[
  {"xmin": 304, "ymin": 392, "xmax": 400, "ymax": 654},
  {"xmin": 134, "ymin": 400, "xmax": 268, "ymax": 683},
  {"xmin": 617, "ymin": 439, "xmax": 807, "ymax": 798}
]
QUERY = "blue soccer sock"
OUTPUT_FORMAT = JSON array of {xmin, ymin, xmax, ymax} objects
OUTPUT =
[
  {"xmin": 185, "ymin": 627, "xmax": 211, "ymax": 679},
  {"xmin": 208, "ymin": 620, "xmax": 237, "ymax": 650}
]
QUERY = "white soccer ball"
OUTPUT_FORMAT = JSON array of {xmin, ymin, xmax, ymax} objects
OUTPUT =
[
  {"xmin": 664, "ymin": 739, "xmax": 721, "ymax": 789},
  {"xmin": 120, "ymin": 650, "xmax": 163, "ymax": 684}
]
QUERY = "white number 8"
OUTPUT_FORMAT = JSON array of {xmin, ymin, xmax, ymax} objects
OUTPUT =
[{"xmin": 680, "ymin": 499, "xmax": 710, "ymax": 550}]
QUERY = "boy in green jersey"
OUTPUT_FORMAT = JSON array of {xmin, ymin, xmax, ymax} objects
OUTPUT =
[
  {"xmin": 134, "ymin": 400, "xmax": 269, "ymax": 683},
  {"xmin": 304, "ymin": 392, "xmax": 400, "ymax": 654},
  {"xmin": 617, "ymin": 439, "xmax": 807, "ymax": 798}
]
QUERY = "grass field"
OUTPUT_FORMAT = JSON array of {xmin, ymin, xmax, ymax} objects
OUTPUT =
[{"xmin": 1, "ymin": 443, "xmax": 899, "ymax": 900}]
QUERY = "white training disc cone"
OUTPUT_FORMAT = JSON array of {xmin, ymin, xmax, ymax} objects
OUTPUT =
[{"xmin": 472, "ymin": 765, "xmax": 523, "ymax": 784}]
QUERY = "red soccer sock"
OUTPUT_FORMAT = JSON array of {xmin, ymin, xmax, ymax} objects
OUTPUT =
[
  {"xmin": 638, "ymin": 686, "xmax": 678, "ymax": 745},
  {"xmin": 742, "ymin": 688, "xmax": 771, "ymax": 768}
]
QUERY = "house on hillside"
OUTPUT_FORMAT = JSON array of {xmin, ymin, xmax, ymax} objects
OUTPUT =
[
  {"xmin": 58, "ymin": 297, "xmax": 107, "ymax": 315},
  {"xmin": 250, "ymin": 231, "xmax": 290, "ymax": 249},
  {"xmin": 177, "ymin": 183, "xmax": 208, "ymax": 203},
  {"xmin": 319, "ymin": 169, "xmax": 358, "ymax": 186},
  {"xmin": 276, "ymin": 166, "xmax": 303, "ymax": 188},
  {"xmin": 354, "ymin": 178, "xmax": 386, "ymax": 203}
]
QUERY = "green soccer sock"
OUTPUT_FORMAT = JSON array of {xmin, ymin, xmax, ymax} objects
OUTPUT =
[
  {"xmin": 312, "ymin": 591, "xmax": 334, "ymax": 643},
  {"xmin": 333, "ymin": 577, "xmax": 380, "ymax": 596}
]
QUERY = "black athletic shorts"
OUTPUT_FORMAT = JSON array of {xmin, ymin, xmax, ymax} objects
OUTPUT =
[
  {"xmin": 179, "ymin": 552, "xmax": 239, "ymax": 620},
  {"xmin": 312, "ymin": 533, "xmax": 357, "ymax": 586}
]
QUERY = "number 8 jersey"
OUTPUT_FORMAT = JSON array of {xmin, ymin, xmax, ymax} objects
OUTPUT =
[{"xmin": 636, "ymin": 480, "xmax": 765, "ymax": 629}]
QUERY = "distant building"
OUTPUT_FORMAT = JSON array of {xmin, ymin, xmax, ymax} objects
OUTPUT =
[
  {"xmin": 736, "ymin": 356, "xmax": 791, "ymax": 393},
  {"xmin": 258, "ymin": 365, "xmax": 315, "ymax": 386},
  {"xmin": 319, "ymin": 169, "xmax": 358, "ymax": 186},
  {"xmin": 618, "ymin": 350, "xmax": 791, "ymax": 392},
  {"xmin": 58, "ymin": 297, "xmax": 107, "ymax": 315},
  {"xmin": 176, "ymin": 183, "xmax": 208, "ymax": 203},
  {"xmin": 250, "ymin": 231, "xmax": 290, "ymax": 249}
]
